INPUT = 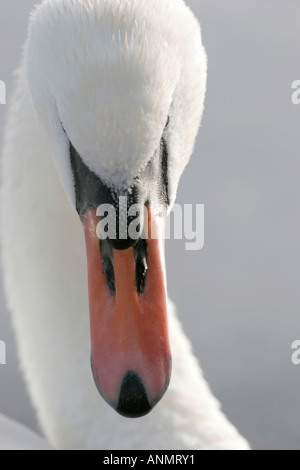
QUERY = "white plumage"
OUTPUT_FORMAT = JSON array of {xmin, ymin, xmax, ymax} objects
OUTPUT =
[
  {"xmin": 0, "ymin": 414, "xmax": 52, "ymax": 450},
  {"xmin": 0, "ymin": 0, "xmax": 250, "ymax": 450}
]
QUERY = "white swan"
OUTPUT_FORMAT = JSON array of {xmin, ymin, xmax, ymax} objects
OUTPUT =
[
  {"xmin": 0, "ymin": 414, "xmax": 52, "ymax": 450},
  {"xmin": 0, "ymin": 0, "xmax": 250, "ymax": 450}
]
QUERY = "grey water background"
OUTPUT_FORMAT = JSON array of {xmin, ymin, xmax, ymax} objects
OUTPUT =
[{"xmin": 0, "ymin": 0, "xmax": 300, "ymax": 450}]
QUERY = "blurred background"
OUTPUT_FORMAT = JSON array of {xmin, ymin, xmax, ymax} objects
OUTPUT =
[{"xmin": 0, "ymin": 0, "xmax": 300, "ymax": 450}]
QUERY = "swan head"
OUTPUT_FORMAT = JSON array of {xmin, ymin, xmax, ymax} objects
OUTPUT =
[{"xmin": 25, "ymin": 0, "xmax": 207, "ymax": 417}]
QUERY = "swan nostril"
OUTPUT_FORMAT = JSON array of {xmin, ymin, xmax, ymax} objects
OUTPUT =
[
  {"xmin": 100, "ymin": 239, "xmax": 116, "ymax": 296},
  {"xmin": 134, "ymin": 238, "xmax": 148, "ymax": 295},
  {"xmin": 101, "ymin": 237, "xmax": 148, "ymax": 296},
  {"xmin": 117, "ymin": 371, "xmax": 152, "ymax": 418}
]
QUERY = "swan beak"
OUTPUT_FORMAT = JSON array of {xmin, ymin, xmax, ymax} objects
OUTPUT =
[{"xmin": 83, "ymin": 207, "xmax": 171, "ymax": 418}]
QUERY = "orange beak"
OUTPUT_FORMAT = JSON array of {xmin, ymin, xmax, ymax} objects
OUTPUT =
[{"xmin": 83, "ymin": 207, "xmax": 171, "ymax": 417}]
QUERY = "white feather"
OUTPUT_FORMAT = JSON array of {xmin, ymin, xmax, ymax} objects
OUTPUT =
[
  {"xmin": 26, "ymin": 0, "xmax": 207, "ymax": 208},
  {"xmin": 0, "ymin": 414, "xmax": 52, "ymax": 450}
]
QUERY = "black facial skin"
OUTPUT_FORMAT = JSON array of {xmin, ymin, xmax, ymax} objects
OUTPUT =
[{"xmin": 69, "ymin": 120, "xmax": 169, "ymax": 296}]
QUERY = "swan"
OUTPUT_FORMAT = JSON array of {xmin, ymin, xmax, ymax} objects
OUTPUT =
[
  {"xmin": 0, "ymin": 414, "xmax": 52, "ymax": 450},
  {"xmin": 0, "ymin": 0, "xmax": 250, "ymax": 450}
]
